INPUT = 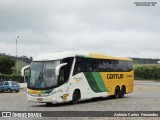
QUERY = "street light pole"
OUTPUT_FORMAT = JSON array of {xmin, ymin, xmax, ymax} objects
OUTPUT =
[{"xmin": 16, "ymin": 36, "xmax": 19, "ymax": 75}]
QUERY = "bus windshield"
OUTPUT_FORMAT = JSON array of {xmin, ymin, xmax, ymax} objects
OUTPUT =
[{"xmin": 28, "ymin": 61, "xmax": 60, "ymax": 89}]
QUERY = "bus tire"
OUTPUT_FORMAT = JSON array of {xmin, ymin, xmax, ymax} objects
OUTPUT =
[
  {"xmin": 120, "ymin": 86, "xmax": 126, "ymax": 98},
  {"xmin": 72, "ymin": 90, "xmax": 80, "ymax": 104},
  {"xmin": 114, "ymin": 86, "xmax": 120, "ymax": 99}
]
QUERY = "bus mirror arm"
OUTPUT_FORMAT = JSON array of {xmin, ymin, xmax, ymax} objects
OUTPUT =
[
  {"xmin": 21, "ymin": 65, "xmax": 30, "ymax": 76},
  {"xmin": 55, "ymin": 63, "xmax": 68, "ymax": 76}
]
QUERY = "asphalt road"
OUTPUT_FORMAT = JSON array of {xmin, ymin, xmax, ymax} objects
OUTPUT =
[{"xmin": 0, "ymin": 80, "xmax": 160, "ymax": 119}]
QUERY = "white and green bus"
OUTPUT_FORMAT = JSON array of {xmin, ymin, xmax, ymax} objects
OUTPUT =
[{"xmin": 22, "ymin": 51, "xmax": 134, "ymax": 105}]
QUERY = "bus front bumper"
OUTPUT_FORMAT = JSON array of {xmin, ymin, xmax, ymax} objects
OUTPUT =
[{"xmin": 27, "ymin": 93, "xmax": 58, "ymax": 103}]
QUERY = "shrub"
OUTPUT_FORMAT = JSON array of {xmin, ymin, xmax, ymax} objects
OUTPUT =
[
  {"xmin": 0, "ymin": 74, "xmax": 24, "ymax": 83},
  {"xmin": 134, "ymin": 65, "xmax": 160, "ymax": 80}
]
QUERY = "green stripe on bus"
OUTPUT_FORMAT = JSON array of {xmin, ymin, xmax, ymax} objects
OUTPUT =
[
  {"xmin": 40, "ymin": 89, "xmax": 53, "ymax": 94},
  {"xmin": 92, "ymin": 72, "xmax": 108, "ymax": 92},
  {"xmin": 84, "ymin": 72, "xmax": 102, "ymax": 92}
]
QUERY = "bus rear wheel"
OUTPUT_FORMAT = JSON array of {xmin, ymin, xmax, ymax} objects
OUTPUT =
[
  {"xmin": 72, "ymin": 90, "xmax": 80, "ymax": 104},
  {"xmin": 114, "ymin": 86, "xmax": 120, "ymax": 99},
  {"xmin": 120, "ymin": 86, "xmax": 126, "ymax": 98}
]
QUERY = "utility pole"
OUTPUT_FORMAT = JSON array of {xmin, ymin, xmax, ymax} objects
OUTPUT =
[{"xmin": 16, "ymin": 36, "xmax": 19, "ymax": 75}]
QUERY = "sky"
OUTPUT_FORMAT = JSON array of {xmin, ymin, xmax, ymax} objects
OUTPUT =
[{"xmin": 0, "ymin": 0, "xmax": 160, "ymax": 58}]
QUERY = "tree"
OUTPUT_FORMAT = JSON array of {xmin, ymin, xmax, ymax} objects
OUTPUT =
[{"xmin": 0, "ymin": 55, "xmax": 15, "ymax": 74}]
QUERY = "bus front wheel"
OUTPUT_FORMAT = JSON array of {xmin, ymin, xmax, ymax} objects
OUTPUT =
[{"xmin": 72, "ymin": 90, "xmax": 80, "ymax": 104}]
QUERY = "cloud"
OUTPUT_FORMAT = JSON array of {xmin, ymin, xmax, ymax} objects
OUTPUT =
[{"xmin": 0, "ymin": 0, "xmax": 160, "ymax": 58}]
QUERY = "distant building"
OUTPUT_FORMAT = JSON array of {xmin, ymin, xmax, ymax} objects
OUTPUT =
[{"xmin": 158, "ymin": 61, "xmax": 160, "ymax": 64}]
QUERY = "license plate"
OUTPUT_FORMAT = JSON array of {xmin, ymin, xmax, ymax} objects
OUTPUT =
[{"xmin": 37, "ymin": 98, "xmax": 43, "ymax": 101}]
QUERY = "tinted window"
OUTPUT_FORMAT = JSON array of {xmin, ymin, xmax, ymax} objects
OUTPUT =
[
  {"xmin": 128, "ymin": 61, "xmax": 133, "ymax": 71},
  {"xmin": 58, "ymin": 57, "xmax": 74, "ymax": 84},
  {"xmin": 73, "ymin": 57, "xmax": 133, "ymax": 75},
  {"xmin": 119, "ymin": 61, "xmax": 128, "ymax": 72}
]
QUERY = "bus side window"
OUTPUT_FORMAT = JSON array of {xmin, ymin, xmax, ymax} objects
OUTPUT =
[
  {"xmin": 97, "ymin": 59, "xmax": 111, "ymax": 72},
  {"xmin": 73, "ymin": 57, "xmax": 82, "ymax": 75},
  {"xmin": 60, "ymin": 57, "xmax": 74, "ymax": 82},
  {"xmin": 58, "ymin": 66, "xmax": 65, "ymax": 85},
  {"xmin": 120, "ymin": 61, "xmax": 128, "ymax": 72},
  {"xmin": 128, "ymin": 61, "xmax": 133, "ymax": 71}
]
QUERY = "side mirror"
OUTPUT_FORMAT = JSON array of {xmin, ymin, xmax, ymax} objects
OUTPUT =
[
  {"xmin": 21, "ymin": 65, "xmax": 31, "ymax": 76},
  {"xmin": 55, "ymin": 63, "xmax": 68, "ymax": 76}
]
